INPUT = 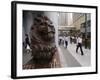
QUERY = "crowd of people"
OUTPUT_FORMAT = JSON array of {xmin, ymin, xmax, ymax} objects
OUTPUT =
[{"xmin": 58, "ymin": 34, "xmax": 84, "ymax": 56}]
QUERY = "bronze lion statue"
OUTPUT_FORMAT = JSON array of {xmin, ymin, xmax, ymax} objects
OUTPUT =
[{"xmin": 30, "ymin": 15, "xmax": 57, "ymax": 67}]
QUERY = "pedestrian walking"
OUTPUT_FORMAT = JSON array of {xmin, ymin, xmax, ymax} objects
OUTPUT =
[
  {"xmin": 58, "ymin": 36, "xmax": 62, "ymax": 45},
  {"xmin": 25, "ymin": 34, "xmax": 31, "ymax": 53},
  {"xmin": 25, "ymin": 34, "xmax": 30, "ymax": 47},
  {"xmin": 64, "ymin": 36, "xmax": 68, "ymax": 48},
  {"xmin": 76, "ymin": 35, "xmax": 84, "ymax": 55}
]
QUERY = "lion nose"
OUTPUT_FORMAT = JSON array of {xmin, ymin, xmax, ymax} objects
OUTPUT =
[
  {"xmin": 47, "ymin": 26, "xmax": 52, "ymax": 32},
  {"xmin": 47, "ymin": 25, "xmax": 55, "ymax": 33}
]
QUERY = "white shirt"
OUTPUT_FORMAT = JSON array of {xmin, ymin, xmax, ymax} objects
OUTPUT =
[
  {"xmin": 65, "ymin": 36, "xmax": 68, "ymax": 41},
  {"xmin": 77, "ymin": 37, "xmax": 82, "ymax": 43},
  {"xmin": 59, "ymin": 36, "xmax": 62, "ymax": 40}
]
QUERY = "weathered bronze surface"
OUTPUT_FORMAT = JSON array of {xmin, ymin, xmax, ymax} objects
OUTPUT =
[{"xmin": 30, "ymin": 15, "xmax": 56, "ymax": 67}]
